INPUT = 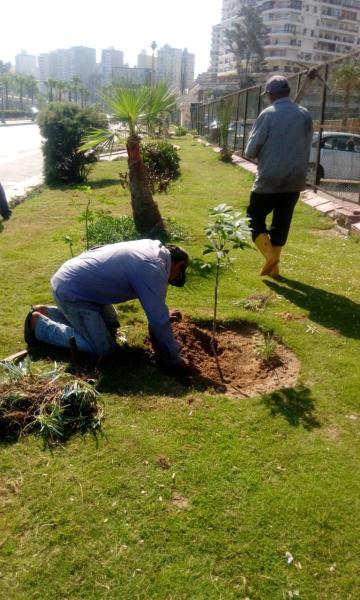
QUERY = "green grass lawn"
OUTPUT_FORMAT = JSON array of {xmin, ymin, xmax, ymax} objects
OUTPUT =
[{"xmin": 1, "ymin": 138, "xmax": 360, "ymax": 599}]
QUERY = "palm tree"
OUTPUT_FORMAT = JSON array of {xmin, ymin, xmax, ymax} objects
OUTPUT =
[
  {"xmin": 79, "ymin": 84, "xmax": 89, "ymax": 108},
  {"xmin": 81, "ymin": 82, "xmax": 178, "ymax": 236},
  {"xmin": 0, "ymin": 73, "xmax": 13, "ymax": 109},
  {"xmin": 25, "ymin": 75, "xmax": 38, "ymax": 105},
  {"xmin": 14, "ymin": 74, "xmax": 28, "ymax": 110},
  {"xmin": 56, "ymin": 80, "xmax": 67, "ymax": 102},
  {"xmin": 71, "ymin": 76, "xmax": 82, "ymax": 104},
  {"xmin": 150, "ymin": 41, "xmax": 157, "ymax": 86},
  {"xmin": 332, "ymin": 61, "xmax": 360, "ymax": 127},
  {"xmin": 45, "ymin": 78, "xmax": 57, "ymax": 102}
]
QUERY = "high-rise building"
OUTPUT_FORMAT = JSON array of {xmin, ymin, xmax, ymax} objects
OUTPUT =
[
  {"xmin": 211, "ymin": 0, "xmax": 360, "ymax": 78},
  {"xmin": 157, "ymin": 45, "xmax": 195, "ymax": 92},
  {"xmin": 38, "ymin": 46, "xmax": 96, "ymax": 93},
  {"xmin": 15, "ymin": 51, "xmax": 37, "ymax": 77},
  {"xmin": 101, "ymin": 48, "xmax": 124, "ymax": 84},
  {"xmin": 68, "ymin": 46, "xmax": 96, "ymax": 82},
  {"xmin": 181, "ymin": 48, "xmax": 195, "ymax": 92},
  {"xmin": 137, "ymin": 49, "xmax": 155, "ymax": 70}
]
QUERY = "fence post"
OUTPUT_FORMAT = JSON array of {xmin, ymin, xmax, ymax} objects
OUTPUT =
[
  {"xmin": 233, "ymin": 92, "xmax": 241, "ymax": 152},
  {"xmin": 313, "ymin": 63, "xmax": 329, "ymax": 191},
  {"xmin": 242, "ymin": 89, "xmax": 249, "ymax": 155},
  {"xmin": 257, "ymin": 86, "xmax": 262, "ymax": 116}
]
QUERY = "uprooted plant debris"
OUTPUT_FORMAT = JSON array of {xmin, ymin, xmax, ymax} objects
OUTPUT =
[
  {"xmin": 0, "ymin": 359, "xmax": 103, "ymax": 444},
  {"xmin": 165, "ymin": 317, "xmax": 300, "ymax": 397}
]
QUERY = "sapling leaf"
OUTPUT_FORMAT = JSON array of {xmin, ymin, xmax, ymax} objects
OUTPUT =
[{"xmin": 203, "ymin": 204, "xmax": 252, "ymax": 383}]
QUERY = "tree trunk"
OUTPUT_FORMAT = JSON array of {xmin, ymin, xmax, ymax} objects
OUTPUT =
[
  {"xmin": 342, "ymin": 88, "xmax": 350, "ymax": 128},
  {"xmin": 126, "ymin": 134, "xmax": 166, "ymax": 238}
]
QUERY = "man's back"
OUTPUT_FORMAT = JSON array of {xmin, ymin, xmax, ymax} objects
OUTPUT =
[
  {"xmin": 51, "ymin": 239, "xmax": 170, "ymax": 305},
  {"xmin": 245, "ymin": 97, "xmax": 313, "ymax": 193}
]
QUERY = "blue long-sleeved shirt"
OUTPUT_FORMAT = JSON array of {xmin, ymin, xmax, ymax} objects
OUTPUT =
[
  {"xmin": 245, "ymin": 97, "xmax": 313, "ymax": 193},
  {"xmin": 51, "ymin": 239, "xmax": 181, "ymax": 363}
]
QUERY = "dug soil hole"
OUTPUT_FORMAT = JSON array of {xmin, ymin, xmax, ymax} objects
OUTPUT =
[{"xmin": 171, "ymin": 317, "xmax": 300, "ymax": 397}]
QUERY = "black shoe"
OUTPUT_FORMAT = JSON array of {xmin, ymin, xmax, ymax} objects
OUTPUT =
[{"xmin": 24, "ymin": 310, "xmax": 38, "ymax": 347}]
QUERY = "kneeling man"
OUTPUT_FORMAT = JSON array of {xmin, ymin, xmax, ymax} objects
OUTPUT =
[{"xmin": 25, "ymin": 239, "xmax": 189, "ymax": 369}]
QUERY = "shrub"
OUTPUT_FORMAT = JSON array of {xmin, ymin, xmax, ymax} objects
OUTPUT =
[
  {"xmin": 174, "ymin": 126, "xmax": 187, "ymax": 136},
  {"xmin": 37, "ymin": 103, "xmax": 107, "ymax": 184},
  {"xmin": 87, "ymin": 214, "xmax": 138, "ymax": 246},
  {"xmin": 87, "ymin": 212, "xmax": 189, "ymax": 247},
  {"xmin": 119, "ymin": 141, "xmax": 181, "ymax": 195},
  {"xmin": 141, "ymin": 141, "xmax": 180, "ymax": 188}
]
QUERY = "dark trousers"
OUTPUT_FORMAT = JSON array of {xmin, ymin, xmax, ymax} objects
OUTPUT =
[{"xmin": 247, "ymin": 191, "xmax": 299, "ymax": 246}]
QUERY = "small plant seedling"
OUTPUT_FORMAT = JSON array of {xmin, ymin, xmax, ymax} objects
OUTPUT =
[
  {"xmin": 203, "ymin": 203, "xmax": 252, "ymax": 382},
  {"xmin": 76, "ymin": 185, "xmax": 94, "ymax": 250},
  {"xmin": 256, "ymin": 332, "xmax": 278, "ymax": 363},
  {"xmin": 64, "ymin": 235, "xmax": 74, "ymax": 257}
]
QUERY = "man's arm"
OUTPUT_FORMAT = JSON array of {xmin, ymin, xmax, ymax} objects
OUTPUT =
[
  {"xmin": 132, "ymin": 268, "xmax": 181, "ymax": 365},
  {"xmin": 244, "ymin": 113, "xmax": 269, "ymax": 159}
]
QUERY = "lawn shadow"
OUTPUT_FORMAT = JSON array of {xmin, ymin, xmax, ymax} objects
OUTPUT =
[
  {"xmin": 26, "ymin": 343, "xmax": 218, "ymax": 400},
  {"xmin": 96, "ymin": 345, "xmax": 219, "ymax": 398},
  {"xmin": 89, "ymin": 178, "xmax": 121, "ymax": 190},
  {"xmin": 0, "ymin": 221, "xmax": 4, "ymax": 234},
  {"xmin": 261, "ymin": 385, "xmax": 321, "ymax": 430},
  {"xmin": 264, "ymin": 276, "xmax": 360, "ymax": 340}
]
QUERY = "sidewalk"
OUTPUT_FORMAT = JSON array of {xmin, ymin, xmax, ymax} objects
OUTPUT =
[{"xmin": 0, "ymin": 119, "xmax": 35, "ymax": 127}]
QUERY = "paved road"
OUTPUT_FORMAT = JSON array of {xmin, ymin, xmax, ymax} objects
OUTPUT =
[{"xmin": 0, "ymin": 124, "xmax": 43, "ymax": 201}]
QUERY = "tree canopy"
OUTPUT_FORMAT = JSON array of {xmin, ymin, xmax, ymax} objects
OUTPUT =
[{"xmin": 225, "ymin": 6, "xmax": 267, "ymax": 88}]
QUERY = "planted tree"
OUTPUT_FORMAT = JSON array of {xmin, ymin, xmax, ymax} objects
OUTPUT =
[
  {"xmin": 217, "ymin": 96, "xmax": 234, "ymax": 162},
  {"xmin": 37, "ymin": 102, "xmax": 107, "ymax": 184},
  {"xmin": 81, "ymin": 82, "xmax": 178, "ymax": 237},
  {"xmin": 203, "ymin": 204, "xmax": 252, "ymax": 382}
]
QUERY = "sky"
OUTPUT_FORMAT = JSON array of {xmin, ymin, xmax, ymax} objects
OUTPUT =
[{"xmin": 1, "ymin": 0, "xmax": 222, "ymax": 76}]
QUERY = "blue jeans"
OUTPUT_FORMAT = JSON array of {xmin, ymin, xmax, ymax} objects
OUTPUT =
[{"xmin": 34, "ymin": 298, "xmax": 119, "ymax": 356}]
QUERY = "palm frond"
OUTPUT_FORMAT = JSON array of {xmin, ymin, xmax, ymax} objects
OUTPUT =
[{"xmin": 80, "ymin": 127, "xmax": 120, "ymax": 153}]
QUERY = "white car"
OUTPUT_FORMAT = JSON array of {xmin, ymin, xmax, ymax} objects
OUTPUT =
[{"xmin": 308, "ymin": 131, "xmax": 360, "ymax": 182}]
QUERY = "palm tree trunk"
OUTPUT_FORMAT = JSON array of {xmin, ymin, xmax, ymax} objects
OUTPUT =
[
  {"xmin": 342, "ymin": 88, "xmax": 350, "ymax": 128},
  {"xmin": 126, "ymin": 134, "xmax": 166, "ymax": 237}
]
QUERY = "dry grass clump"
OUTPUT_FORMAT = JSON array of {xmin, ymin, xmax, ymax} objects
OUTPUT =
[{"xmin": 0, "ymin": 359, "xmax": 103, "ymax": 445}]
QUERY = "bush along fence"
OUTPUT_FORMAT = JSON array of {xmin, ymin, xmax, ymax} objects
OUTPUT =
[{"xmin": 191, "ymin": 50, "xmax": 360, "ymax": 206}]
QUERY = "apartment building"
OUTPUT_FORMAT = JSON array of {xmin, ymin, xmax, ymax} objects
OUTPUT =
[
  {"xmin": 157, "ymin": 45, "xmax": 195, "ymax": 92},
  {"xmin": 38, "ymin": 46, "xmax": 96, "ymax": 92},
  {"xmin": 211, "ymin": 0, "xmax": 360, "ymax": 78},
  {"xmin": 101, "ymin": 48, "xmax": 124, "ymax": 84},
  {"xmin": 15, "ymin": 51, "xmax": 37, "ymax": 77}
]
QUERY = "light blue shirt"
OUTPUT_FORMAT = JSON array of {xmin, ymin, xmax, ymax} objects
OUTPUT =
[
  {"xmin": 51, "ymin": 239, "xmax": 181, "ymax": 363},
  {"xmin": 245, "ymin": 97, "xmax": 313, "ymax": 193}
]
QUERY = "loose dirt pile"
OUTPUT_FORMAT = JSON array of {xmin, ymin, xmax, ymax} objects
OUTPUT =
[{"xmin": 171, "ymin": 318, "xmax": 300, "ymax": 397}]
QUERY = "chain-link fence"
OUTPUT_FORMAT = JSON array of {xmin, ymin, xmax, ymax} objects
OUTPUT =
[{"xmin": 191, "ymin": 50, "xmax": 360, "ymax": 205}]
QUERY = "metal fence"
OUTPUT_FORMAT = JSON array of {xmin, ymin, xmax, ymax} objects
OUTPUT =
[{"xmin": 191, "ymin": 50, "xmax": 360, "ymax": 205}]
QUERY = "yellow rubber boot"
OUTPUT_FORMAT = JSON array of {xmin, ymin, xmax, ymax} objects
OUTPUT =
[
  {"xmin": 269, "ymin": 246, "xmax": 282, "ymax": 278},
  {"xmin": 254, "ymin": 233, "xmax": 279, "ymax": 276}
]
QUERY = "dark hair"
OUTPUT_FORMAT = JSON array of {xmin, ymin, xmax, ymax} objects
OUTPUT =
[
  {"xmin": 166, "ymin": 245, "xmax": 189, "ymax": 267},
  {"xmin": 166, "ymin": 245, "xmax": 189, "ymax": 287}
]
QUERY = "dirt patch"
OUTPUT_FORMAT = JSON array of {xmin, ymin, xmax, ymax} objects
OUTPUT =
[
  {"xmin": 171, "ymin": 492, "xmax": 190, "ymax": 509},
  {"xmin": 169, "ymin": 318, "xmax": 300, "ymax": 398}
]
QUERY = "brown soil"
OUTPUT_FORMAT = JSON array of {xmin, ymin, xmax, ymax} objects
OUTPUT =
[{"xmin": 169, "ymin": 318, "xmax": 300, "ymax": 398}]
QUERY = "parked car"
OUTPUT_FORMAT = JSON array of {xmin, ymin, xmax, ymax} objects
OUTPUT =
[{"xmin": 308, "ymin": 131, "xmax": 360, "ymax": 183}]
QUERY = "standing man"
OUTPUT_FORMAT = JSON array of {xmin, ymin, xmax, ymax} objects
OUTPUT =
[
  {"xmin": 0, "ymin": 182, "xmax": 12, "ymax": 220},
  {"xmin": 245, "ymin": 75, "xmax": 313, "ymax": 277},
  {"xmin": 25, "ymin": 239, "xmax": 190, "ymax": 371}
]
